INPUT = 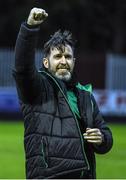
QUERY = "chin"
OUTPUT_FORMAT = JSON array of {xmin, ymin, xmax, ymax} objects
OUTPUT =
[{"xmin": 55, "ymin": 72, "xmax": 72, "ymax": 82}]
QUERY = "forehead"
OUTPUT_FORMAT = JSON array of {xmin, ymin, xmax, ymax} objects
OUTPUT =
[{"xmin": 50, "ymin": 45, "xmax": 73, "ymax": 55}]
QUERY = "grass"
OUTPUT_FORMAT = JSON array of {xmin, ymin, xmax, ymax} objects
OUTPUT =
[
  {"xmin": 0, "ymin": 122, "xmax": 126, "ymax": 179},
  {"xmin": 0, "ymin": 122, "xmax": 25, "ymax": 179},
  {"xmin": 96, "ymin": 123, "xmax": 126, "ymax": 179}
]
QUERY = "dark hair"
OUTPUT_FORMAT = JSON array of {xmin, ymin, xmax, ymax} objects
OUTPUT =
[{"xmin": 43, "ymin": 29, "xmax": 76, "ymax": 58}]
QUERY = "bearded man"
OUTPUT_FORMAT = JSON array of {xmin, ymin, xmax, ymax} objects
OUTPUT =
[{"xmin": 13, "ymin": 7, "xmax": 113, "ymax": 179}]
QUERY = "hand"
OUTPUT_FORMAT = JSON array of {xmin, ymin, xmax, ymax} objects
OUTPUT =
[
  {"xmin": 83, "ymin": 128, "xmax": 103, "ymax": 145},
  {"xmin": 27, "ymin": 7, "xmax": 48, "ymax": 26}
]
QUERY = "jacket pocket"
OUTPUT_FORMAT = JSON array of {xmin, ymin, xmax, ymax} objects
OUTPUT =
[{"xmin": 41, "ymin": 137, "xmax": 48, "ymax": 168}]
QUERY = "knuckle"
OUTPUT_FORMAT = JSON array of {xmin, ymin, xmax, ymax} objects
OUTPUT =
[
  {"xmin": 42, "ymin": 9, "xmax": 45, "ymax": 13},
  {"xmin": 33, "ymin": 7, "xmax": 37, "ymax": 12}
]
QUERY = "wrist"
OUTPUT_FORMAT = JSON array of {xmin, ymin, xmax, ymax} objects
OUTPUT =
[{"xmin": 25, "ymin": 21, "xmax": 40, "ymax": 29}]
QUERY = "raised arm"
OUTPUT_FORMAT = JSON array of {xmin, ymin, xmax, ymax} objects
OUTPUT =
[
  {"xmin": 13, "ymin": 8, "xmax": 48, "ymax": 103},
  {"xmin": 15, "ymin": 8, "xmax": 48, "ymax": 72}
]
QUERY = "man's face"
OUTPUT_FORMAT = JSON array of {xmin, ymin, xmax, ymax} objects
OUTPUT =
[{"xmin": 43, "ymin": 45, "xmax": 75, "ymax": 81}]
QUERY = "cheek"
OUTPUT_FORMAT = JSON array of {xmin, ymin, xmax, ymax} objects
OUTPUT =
[
  {"xmin": 69, "ymin": 62, "xmax": 75, "ymax": 70},
  {"xmin": 50, "ymin": 62, "xmax": 58, "ymax": 70}
]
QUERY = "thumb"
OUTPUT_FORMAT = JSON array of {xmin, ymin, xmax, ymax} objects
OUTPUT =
[
  {"xmin": 86, "ymin": 127, "xmax": 91, "ymax": 133},
  {"xmin": 86, "ymin": 127, "xmax": 91, "ymax": 131}
]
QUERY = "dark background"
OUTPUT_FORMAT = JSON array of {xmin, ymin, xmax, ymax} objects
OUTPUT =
[{"xmin": 0, "ymin": 0, "xmax": 126, "ymax": 88}]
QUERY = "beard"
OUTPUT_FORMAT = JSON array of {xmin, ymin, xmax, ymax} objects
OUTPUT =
[
  {"xmin": 55, "ymin": 70, "xmax": 72, "ymax": 81},
  {"xmin": 48, "ymin": 63, "xmax": 73, "ymax": 82}
]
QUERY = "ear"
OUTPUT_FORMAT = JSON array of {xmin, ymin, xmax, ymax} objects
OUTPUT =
[{"xmin": 43, "ymin": 58, "xmax": 49, "ymax": 69}]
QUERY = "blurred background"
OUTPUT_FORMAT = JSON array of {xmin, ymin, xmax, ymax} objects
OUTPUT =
[{"xmin": 0, "ymin": 0, "xmax": 126, "ymax": 178}]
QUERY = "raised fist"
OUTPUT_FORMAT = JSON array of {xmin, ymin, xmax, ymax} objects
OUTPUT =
[{"xmin": 27, "ymin": 7, "xmax": 48, "ymax": 26}]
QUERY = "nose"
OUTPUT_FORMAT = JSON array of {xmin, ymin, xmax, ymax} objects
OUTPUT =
[{"xmin": 60, "ymin": 56, "xmax": 66, "ymax": 64}]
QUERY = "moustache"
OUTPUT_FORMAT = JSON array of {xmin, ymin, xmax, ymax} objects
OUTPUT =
[{"xmin": 57, "ymin": 64, "xmax": 70, "ymax": 70}]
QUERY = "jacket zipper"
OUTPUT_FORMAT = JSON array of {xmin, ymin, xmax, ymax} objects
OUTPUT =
[
  {"xmin": 41, "ymin": 71, "xmax": 90, "ymax": 171},
  {"xmin": 41, "ymin": 138, "xmax": 48, "ymax": 168}
]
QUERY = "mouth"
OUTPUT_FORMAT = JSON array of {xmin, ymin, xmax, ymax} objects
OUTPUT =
[
  {"xmin": 57, "ymin": 68, "xmax": 68, "ymax": 70},
  {"xmin": 57, "ymin": 68, "xmax": 70, "ymax": 72},
  {"xmin": 57, "ymin": 66, "xmax": 70, "ymax": 70}
]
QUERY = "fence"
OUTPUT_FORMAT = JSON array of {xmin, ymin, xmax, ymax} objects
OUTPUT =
[{"xmin": 106, "ymin": 54, "xmax": 126, "ymax": 90}]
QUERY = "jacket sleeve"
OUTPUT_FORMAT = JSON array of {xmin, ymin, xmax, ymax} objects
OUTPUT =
[
  {"xmin": 91, "ymin": 94, "xmax": 113, "ymax": 154},
  {"xmin": 13, "ymin": 22, "xmax": 44, "ymax": 103}
]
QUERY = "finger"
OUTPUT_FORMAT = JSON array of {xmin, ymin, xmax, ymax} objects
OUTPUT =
[
  {"xmin": 86, "ymin": 128, "xmax": 91, "ymax": 131},
  {"xmin": 83, "ymin": 133, "xmax": 87, "ymax": 136},
  {"xmin": 33, "ymin": 8, "xmax": 48, "ymax": 20},
  {"xmin": 86, "ymin": 128, "xmax": 99, "ymax": 133},
  {"xmin": 86, "ymin": 128, "xmax": 100, "ymax": 134},
  {"xmin": 86, "ymin": 132, "xmax": 101, "ymax": 136},
  {"xmin": 34, "ymin": 13, "xmax": 47, "ymax": 21},
  {"xmin": 34, "ymin": 13, "xmax": 43, "ymax": 20},
  {"xmin": 43, "ymin": 11, "xmax": 48, "ymax": 17},
  {"xmin": 87, "ymin": 140, "xmax": 102, "ymax": 144},
  {"xmin": 84, "ymin": 135, "xmax": 102, "ymax": 140},
  {"xmin": 84, "ymin": 131, "xmax": 102, "ymax": 136}
]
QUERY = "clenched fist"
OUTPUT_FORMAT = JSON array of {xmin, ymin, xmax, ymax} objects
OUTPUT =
[
  {"xmin": 83, "ymin": 128, "xmax": 104, "ymax": 145},
  {"xmin": 27, "ymin": 7, "xmax": 48, "ymax": 26}
]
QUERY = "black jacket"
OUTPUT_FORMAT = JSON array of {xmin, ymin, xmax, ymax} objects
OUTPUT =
[{"xmin": 13, "ymin": 23, "xmax": 113, "ymax": 179}]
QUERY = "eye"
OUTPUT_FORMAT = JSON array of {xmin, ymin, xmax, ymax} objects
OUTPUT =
[
  {"xmin": 65, "ymin": 54, "xmax": 72, "ymax": 59},
  {"xmin": 54, "ymin": 54, "xmax": 62, "ymax": 59}
]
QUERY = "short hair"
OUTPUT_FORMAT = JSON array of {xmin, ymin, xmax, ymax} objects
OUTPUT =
[{"xmin": 43, "ymin": 29, "xmax": 76, "ymax": 58}]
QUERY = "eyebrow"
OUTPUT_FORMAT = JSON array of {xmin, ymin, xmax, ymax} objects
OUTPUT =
[{"xmin": 53, "ymin": 52, "xmax": 73, "ymax": 57}]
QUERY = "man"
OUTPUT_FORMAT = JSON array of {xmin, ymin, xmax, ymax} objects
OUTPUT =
[{"xmin": 13, "ymin": 7, "xmax": 113, "ymax": 179}]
